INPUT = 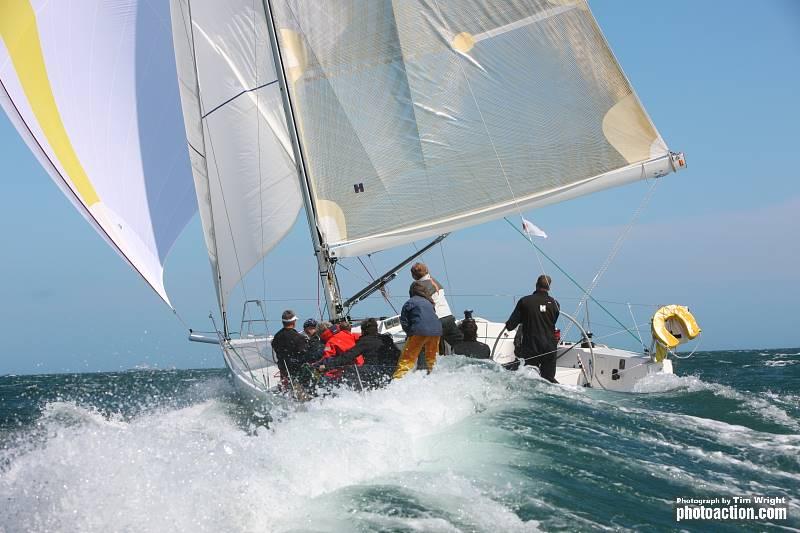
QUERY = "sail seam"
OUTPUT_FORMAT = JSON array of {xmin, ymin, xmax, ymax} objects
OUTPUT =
[
  {"xmin": 200, "ymin": 79, "xmax": 278, "ymax": 119},
  {"xmin": 188, "ymin": 142, "xmax": 204, "ymax": 158}
]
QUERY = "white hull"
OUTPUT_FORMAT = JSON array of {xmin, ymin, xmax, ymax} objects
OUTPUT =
[
  {"xmin": 219, "ymin": 316, "xmax": 672, "ymax": 399},
  {"xmin": 380, "ymin": 316, "xmax": 671, "ymax": 392},
  {"xmin": 220, "ymin": 337, "xmax": 281, "ymax": 401}
]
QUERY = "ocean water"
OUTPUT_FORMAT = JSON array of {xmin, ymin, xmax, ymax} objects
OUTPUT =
[{"xmin": 1, "ymin": 349, "xmax": 798, "ymax": 532}]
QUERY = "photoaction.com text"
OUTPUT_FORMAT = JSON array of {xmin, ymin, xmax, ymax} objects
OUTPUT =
[{"xmin": 675, "ymin": 496, "xmax": 788, "ymax": 522}]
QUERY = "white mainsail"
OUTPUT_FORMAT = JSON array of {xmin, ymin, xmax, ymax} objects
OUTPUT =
[
  {"xmin": 0, "ymin": 0, "xmax": 197, "ymax": 305},
  {"xmin": 269, "ymin": 0, "xmax": 673, "ymax": 259},
  {"xmin": 169, "ymin": 0, "xmax": 302, "ymax": 314}
]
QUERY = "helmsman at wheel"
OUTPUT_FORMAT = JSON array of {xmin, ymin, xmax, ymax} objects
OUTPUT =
[{"xmin": 505, "ymin": 275, "xmax": 560, "ymax": 383}]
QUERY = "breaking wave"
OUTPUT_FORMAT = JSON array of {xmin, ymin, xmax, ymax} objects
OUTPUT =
[{"xmin": 1, "ymin": 353, "xmax": 798, "ymax": 532}]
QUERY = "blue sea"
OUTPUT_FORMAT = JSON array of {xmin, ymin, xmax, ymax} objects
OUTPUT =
[{"xmin": 1, "ymin": 349, "xmax": 798, "ymax": 532}]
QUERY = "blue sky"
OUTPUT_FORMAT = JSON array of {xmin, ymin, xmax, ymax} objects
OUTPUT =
[{"xmin": 1, "ymin": 1, "xmax": 798, "ymax": 374}]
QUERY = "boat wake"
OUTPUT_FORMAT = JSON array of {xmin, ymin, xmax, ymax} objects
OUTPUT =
[{"xmin": 1, "ymin": 357, "xmax": 798, "ymax": 532}]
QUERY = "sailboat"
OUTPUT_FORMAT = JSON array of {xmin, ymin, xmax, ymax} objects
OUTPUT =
[{"xmin": 1, "ymin": 0, "xmax": 693, "ymax": 396}]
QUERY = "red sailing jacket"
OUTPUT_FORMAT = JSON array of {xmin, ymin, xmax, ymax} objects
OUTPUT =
[{"xmin": 321, "ymin": 328, "xmax": 363, "ymax": 378}]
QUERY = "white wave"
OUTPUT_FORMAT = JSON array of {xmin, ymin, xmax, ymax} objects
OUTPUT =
[
  {"xmin": 42, "ymin": 401, "xmax": 129, "ymax": 429},
  {"xmin": 632, "ymin": 373, "xmax": 800, "ymax": 430},
  {"xmin": 763, "ymin": 359, "xmax": 799, "ymax": 367},
  {"xmin": 632, "ymin": 372, "xmax": 709, "ymax": 394},
  {"xmin": 2, "ymin": 359, "xmax": 797, "ymax": 532},
  {"xmin": 0, "ymin": 361, "xmax": 540, "ymax": 533},
  {"xmin": 763, "ymin": 391, "xmax": 800, "ymax": 410},
  {"xmin": 647, "ymin": 411, "xmax": 800, "ymax": 463},
  {"xmin": 637, "ymin": 434, "xmax": 800, "ymax": 482}
]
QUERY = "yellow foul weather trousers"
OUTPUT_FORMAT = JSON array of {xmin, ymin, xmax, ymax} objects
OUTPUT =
[{"xmin": 393, "ymin": 335, "xmax": 440, "ymax": 379}]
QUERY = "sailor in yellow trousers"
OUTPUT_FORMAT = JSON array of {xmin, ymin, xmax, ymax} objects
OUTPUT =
[{"xmin": 393, "ymin": 282, "xmax": 443, "ymax": 379}]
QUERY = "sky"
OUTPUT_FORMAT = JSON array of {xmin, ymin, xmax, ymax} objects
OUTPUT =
[{"xmin": 1, "ymin": 1, "xmax": 798, "ymax": 375}]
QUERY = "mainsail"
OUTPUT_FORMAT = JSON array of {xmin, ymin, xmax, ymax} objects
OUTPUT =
[
  {"xmin": 0, "ymin": 0, "xmax": 197, "ymax": 305},
  {"xmin": 169, "ymin": 0, "xmax": 302, "ymax": 318},
  {"xmin": 269, "ymin": 0, "xmax": 674, "ymax": 259}
]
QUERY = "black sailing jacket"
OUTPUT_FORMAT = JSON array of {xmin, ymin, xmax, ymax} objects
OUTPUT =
[
  {"xmin": 505, "ymin": 290, "xmax": 560, "ymax": 359},
  {"xmin": 272, "ymin": 327, "xmax": 312, "ymax": 378}
]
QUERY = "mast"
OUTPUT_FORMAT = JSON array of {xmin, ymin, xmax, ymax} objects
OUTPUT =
[{"xmin": 262, "ymin": 0, "xmax": 342, "ymax": 319}]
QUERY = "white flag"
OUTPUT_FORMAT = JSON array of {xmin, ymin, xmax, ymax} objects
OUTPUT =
[{"xmin": 522, "ymin": 218, "xmax": 548, "ymax": 239}]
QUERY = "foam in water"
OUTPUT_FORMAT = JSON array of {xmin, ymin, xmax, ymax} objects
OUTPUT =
[
  {"xmin": 0, "ymin": 360, "xmax": 541, "ymax": 532},
  {"xmin": 632, "ymin": 372, "xmax": 799, "ymax": 430},
  {"xmin": 2, "ymin": 355, "xmax": 798, "ymax": 532},
  {"xmin": 763, "ymin": 359, "xmax": 799, "ymax": 367}
]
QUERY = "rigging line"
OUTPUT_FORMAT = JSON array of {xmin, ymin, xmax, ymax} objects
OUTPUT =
[
  {"xmin": 503, "ymin": 217, "xmax": 641, "ymax": 345},
  {"xmin": 437, "ymin": 239, "xmax": 456, "ymax": 313},
  {"xmin": 367, "ymin": 253, "xmax": 382, "ymax": 276},
  {"xmin": 203, "ymin": 114, "xmax": 249, "ymax": 306},
  {"xmin": 669, "ymin": 336, "xmax": 703, "ymax": 359},
  {"xmin": 171, "ymin": 307, "xmax": 191, "ymax": 330},
  {"xmin": 366, "ymin": 253, "xmax": 398, "ymax": 312},
  {"xmin": 628, "ymin": 302, "xmax": 645, "ymax": 347},
  {"xmin": 570, "ymin": 176, "xmax": 660, "ymax": 325},
  {"xmin": 336, "ymin": 261, "xmax": 372, "ymax": 285},
  {"xmin": 562, "ymin": 175, "xmax": 657, "ymax": 343},
  {"xmin": 200, "ymin": 80, "xmax": 278, "ymax": 120},
  {"xmin": 315, "ymin": 273, "xmax": 323, "ymax": 320},
  {"xmin": 253, "ymin": 0, "xmax": 268, "ymax": 325},
  {"xmin": 531, "ymin": 235, "xmax": 546, "ymax": 276},
  {"xmin": 359, "ymin": 257, "xmax": 399, "ymax": 314},
  {"xmin": 184, "ymin": 0, "xmax": 229, "ymax": 333},
  {"xmin": 357, "ymin": 257, "xmax": 375, "ymax": 281},
  {"xmin": 589, "ymin": 321, "xmax": 652, "ymax": 342}
]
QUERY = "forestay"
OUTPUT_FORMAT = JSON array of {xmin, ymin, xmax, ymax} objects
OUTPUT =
[
  {"xmin": 0, "ymin": 0, "xmax": 197, "ymax": 305},
  {"xmin": 169, "ymin": 0, "xmax": 302, "ymax": 311},
  {"xmin": 270, "ymin": 0, "xmax": 670, "ymax": 258}
]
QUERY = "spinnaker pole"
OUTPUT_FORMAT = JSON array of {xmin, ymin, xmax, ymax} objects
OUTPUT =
[{"xmin": 262, "ymin": 0, "xmax": 342, "ymax": 319}]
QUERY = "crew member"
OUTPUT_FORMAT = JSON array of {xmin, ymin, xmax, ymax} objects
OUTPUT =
[
  {"xmin": 410, "ymin": 262, "xmax": 463, "ymax": 351},
  {"xmin": 302, "ymin": 318, "xmax": 323, "ymax": 360},
  {"xmin": 320, "ymin": 318, "xmax": 360, "ymax": 380},
  {"xmin": 394, "ymin": 281, "xmax": 442, "ymax": 379},
  {"xmin": 271, "ymin": 310, "xmax": 312, "ymax": 386},
  {"xmin": 505, "ymin": 275, "xmax": 560, "ymax": 383},
  {"xmin": 450, "ymin": 313, "xmax": 491, "ymax": 359}
]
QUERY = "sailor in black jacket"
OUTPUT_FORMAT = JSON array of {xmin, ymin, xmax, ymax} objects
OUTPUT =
[
  {"xmin": 272, "ymin": 310, "xmax": 313, "ymax": 383},
  {"xmin": 450, "ymin": 315, "xmax": 491, "ymax": 359},
  {"xmin": 505, "ymin": 275, "xmax": 560, "ymax": 383}
]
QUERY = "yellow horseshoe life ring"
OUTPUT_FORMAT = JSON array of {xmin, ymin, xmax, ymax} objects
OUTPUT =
[{"xmin": 651, "ymin": 305, "xmax": 701, "ymax": 362}]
